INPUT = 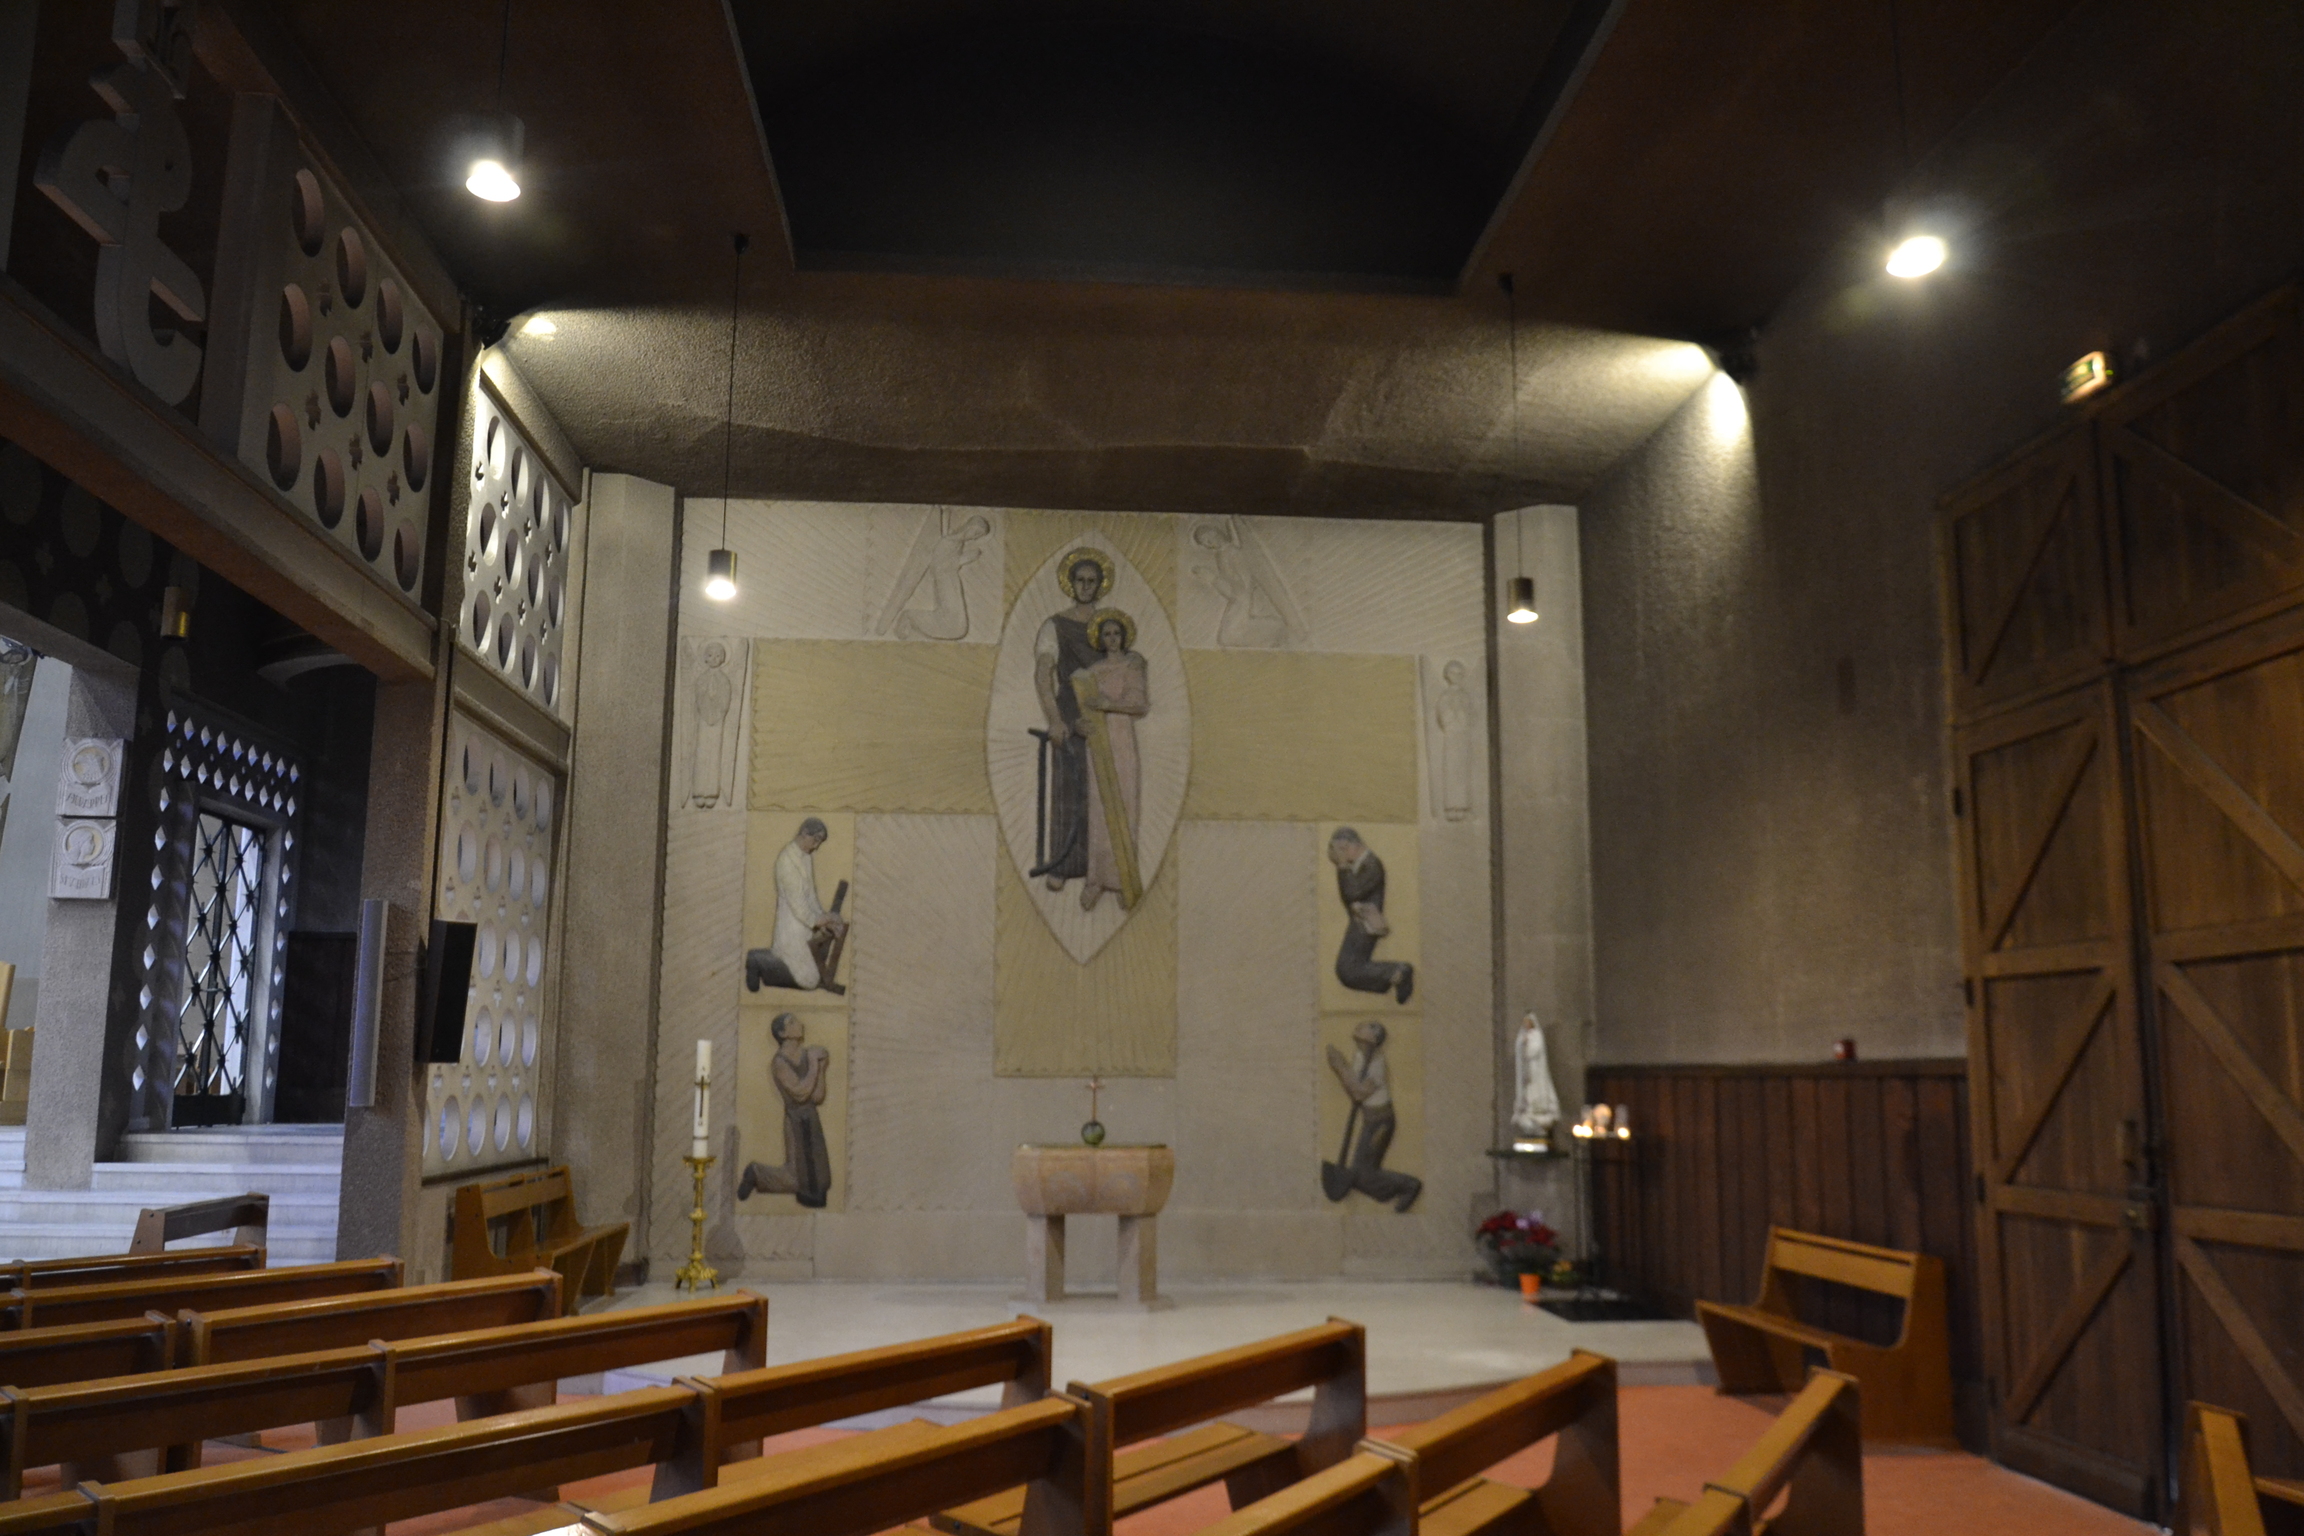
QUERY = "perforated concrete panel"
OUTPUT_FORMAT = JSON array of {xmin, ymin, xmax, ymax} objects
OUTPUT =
[{"xmin": 460, "ymin": 385, "xmax": 580, "ymax": 717}]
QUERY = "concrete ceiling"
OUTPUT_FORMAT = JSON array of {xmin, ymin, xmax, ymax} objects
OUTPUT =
[{"xmin": 258, "ymin": 0, "xmax": 2085, "ymax": 516}]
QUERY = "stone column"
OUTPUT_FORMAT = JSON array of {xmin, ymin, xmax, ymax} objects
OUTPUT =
[
  {"xmin": 24, "ymin": 661, "xmax": 137, "ymax": 1190},
  {"xmin": 553, "ymin": 473, "xmax": 677, "ymax": 1282}
]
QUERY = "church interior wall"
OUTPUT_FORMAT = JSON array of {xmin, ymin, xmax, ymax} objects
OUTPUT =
[
  {"xmin": 651, "ymin": 499, "xmax": 1547, "ymax": 1281},
  {"xmin": 1579, "ymin": 0, "xmax": 2304, "ymax": 1071}
]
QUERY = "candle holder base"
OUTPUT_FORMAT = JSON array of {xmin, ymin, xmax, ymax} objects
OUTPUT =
[{"xmin": 674, "ymin": 1155, "xmax": 719, "ymax": 1293}]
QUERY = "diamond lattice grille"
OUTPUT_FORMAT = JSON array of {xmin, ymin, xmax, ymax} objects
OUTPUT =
[{"xmin": 176, "ymin": 812, "xmax": 265, "ymax": 1100}]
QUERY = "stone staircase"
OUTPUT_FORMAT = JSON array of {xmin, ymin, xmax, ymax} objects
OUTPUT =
[{"xmin": 0, "ymin": 1125, "xmax": 343, "ymax": 1265}]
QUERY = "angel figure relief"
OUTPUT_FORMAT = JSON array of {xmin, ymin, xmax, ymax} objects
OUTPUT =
[
  {"xmin": 875, "ymin": 507, "xmax": 992, "ymax": 640},
  {"xmin": 1190, "ymin": 515, "xmax": 1305, "ymax": 649}
]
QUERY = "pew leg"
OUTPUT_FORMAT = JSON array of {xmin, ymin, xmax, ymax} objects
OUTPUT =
[
  {"xmin": 1700, "ymin": 1314, "xmax": 1792, "ymax": 1395},
  {"xmin": 1026, "ymin": 1215, "xmax": 1067, "ymax": 1304},
  {"xmin": 62, "ymin": 1449, "xmax": 162, "ymax": 1487},
  {"xmin": 1221, "ymin": 1442, "xmax": 1303, "ymax": 1510}
]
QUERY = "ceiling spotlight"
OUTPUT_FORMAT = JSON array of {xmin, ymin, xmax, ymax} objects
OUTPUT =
[
  {"xmin": 1886, "ymin": 234, "xmax": 1946, "ymax": 279},
  {"xmin": 464, "ymin": 113, "xmax": 524, "ymax": 202},
  {"xmin": 704, "ymin": 548, "xmax": 738, "ymax": 603},
  {"xmin": 519, "ymin": 314, "xmax": 556, "ymax": 337},
  {"xmin": 1507, "ymin": 576, "xmax": 1538, "ymax": 624}
]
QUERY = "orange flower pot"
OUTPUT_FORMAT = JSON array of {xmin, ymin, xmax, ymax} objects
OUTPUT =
[{"xmin": 1518, "ymin": 1272, "xmax": 1542, "ymax": 1300}]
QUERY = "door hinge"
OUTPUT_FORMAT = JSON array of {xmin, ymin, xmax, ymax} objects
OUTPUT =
[
  {"xmin": 1963, "ymin": 977, "xmax": 1976, "ymax": 1008},
  {"xmin": 1952, "ymin": 786, "xmax": 1965, "ymax": 817},
  {"xmin": 1975, "ymin": 1171, "xmax": 1986, "ymax": 1206}
]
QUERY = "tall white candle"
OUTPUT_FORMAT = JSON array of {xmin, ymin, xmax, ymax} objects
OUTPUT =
[{"xmin": 692, "ymin": 1039, "xmax": 711, "ymax": 1158}]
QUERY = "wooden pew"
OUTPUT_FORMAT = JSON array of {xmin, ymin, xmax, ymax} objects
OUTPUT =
[
  {"xmin": 1633, "ymin": 1370, "xmax": 1863, "ymax": 1536},
  {"xmin": 1376, "ymin": 1350, "xmax": 1616, "ymax": 1536},
  {"xmin": 0, "ymin": 1317, "xmax": 176, "ymax": 1393},
  {"xmin": 2186, "ymin": 1403, "xmax": 2304, "ymax": 1536},
  {"xmin": 0, "ymin": 1258, "xmax": 401, "ymax": 1332},
  {"xmin": 1180, "ymin": 1450, "xmax": 1417, "ymax": 1536},
  {"xmin": 0, "ymin": 1293, "xmax": 767, "ymax": 1498},
  {"xmin": 0, "ymin": 1248, "xmax": 262, "ymax": 1293},
  {"xmin": 1696, "ymin": 1227, "xmax": 1953, "ymax": 1445},
  {"xmin": 935, "ymin": 1319, "xmax": 1361, "ymax": 1536},
  {"xmin": 582, "ymin": 1395, "xmax": 1107, "ymax": 1536},
  {"xmin": 128, "ymin": 1193, "xmax": 268, "ymax": 1256},
  {"xmin": 453, "ymin": 1166, "xmax": 629, "ymax": 1301},
  {"xmin": 183, "ymin": 1271, "xmax": 562, "ymax": 1367}
]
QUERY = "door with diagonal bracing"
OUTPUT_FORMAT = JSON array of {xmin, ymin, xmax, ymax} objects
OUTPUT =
[
  {"xmin": 1955, "ymin": 683, "xmax": 2167, "ymax": 1517},
  {"xmin": 2128, "ymin": 609, "xmax": 2304, "ymax": 1491}
]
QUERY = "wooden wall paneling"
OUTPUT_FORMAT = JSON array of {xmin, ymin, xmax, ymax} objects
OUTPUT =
[
  {"xmin": 1951, "ymin": 680, "xmax": 2165, "ymax": 1518},
  {"xmin": 2100, "ymin": 287, "xmax": 2304, "ymax": 664},
  {"xmin": 2125, "ymin": 604, "xmax": 2304, "ymax": 1486},
  {"xmin": 1939, "ymin": 422, "xmax": 2111, "ymax": 722}
]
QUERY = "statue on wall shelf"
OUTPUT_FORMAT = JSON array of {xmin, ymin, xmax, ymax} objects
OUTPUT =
[
  {"xmin": 1433, "ymin": 659, "xmax": 1475, "ymax": 822},
  {"xmin": 1511, "ymin": 1011, "xmax": 1563, "ymax": 1141},
  {"xmin": 875, "ymin": 506, "xmax": 991, "ymax": 641},
  {"xmin": 736, "ymin": 1013, "xmax": 832, "ymax": 1209},
  {"xmin": 743, "ymin": 818, "xmax": 850, "ymax": 995},
  {"xmin": 1071, "ymin": 609, "xmax": 1148, "ymax": 911},
  {"xmin": 1328, "ymin": 826, "xmax": 1413, "ymax": 1003},
  {"xmin": 1029, "ymin": 548, "xmax": 1114, "ymax": 893},
  {"xmin": 1322, "ymin": 1020, "xmax": 1421, "ymax": 1212}
]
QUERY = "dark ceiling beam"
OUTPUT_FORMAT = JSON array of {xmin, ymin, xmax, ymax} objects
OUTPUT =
[
  {"xmin": 0, "ymin": 277, "xmax": 438, "ymax": 682},
  {"xmin": 715, "ymin": 0, "xmax": 797, "ymax": 270}
]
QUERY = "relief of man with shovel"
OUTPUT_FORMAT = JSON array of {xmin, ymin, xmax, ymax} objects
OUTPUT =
[{"xmin": 1322, "ymin": 1020, "xmax": 1422, "ymax": 1212}]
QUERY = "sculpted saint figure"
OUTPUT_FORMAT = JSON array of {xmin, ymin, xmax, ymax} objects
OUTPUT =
[
  {"xmin": 1324, "ymin": 1020, "xmax": 1422, "ymax": 1212},
  {"xmin": 742, "ymin": 818, "xmax": 848, "ymax": 992},
  {"xmin": 1434, "ymin": 659, "xmax": 1474, "ymax": 823},
  {"xmin": 1511, "ymin": 1012, "xmax": 1563, "ymax": 1139},
  {"xmin": 1073, "ymin": 609, "xmax": 1149, "ymax": 911},
  {"xmin": 691, "ymin": 641, "xmax": 733, "ymax": 808},
  {"xmin": 736, "ymin": 1013, "xmax": 832, "ymax": 1208},
  {"xmin": 1328, "ymin": 827, "xmax": 1414, "ymax": 1004},
  {"xmin": 1031, "ymin": 549, "xmax": 1113, "ymax": 890}
]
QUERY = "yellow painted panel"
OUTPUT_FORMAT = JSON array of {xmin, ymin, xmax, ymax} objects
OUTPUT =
[
  {"xmin": 748, "ymin": 641, "xmax": 996, "ymax": 813},
  {"xmin": 994, "ymin": 841, "xmax": 1177, "ymax": 1077},
  {"xmin": 1182, "ymin": 651, "xmax": 1419, "ymax": 822},
  {"xmin": 1005, "ymin": 510, "xmax": 1178, "ymax": 614}
]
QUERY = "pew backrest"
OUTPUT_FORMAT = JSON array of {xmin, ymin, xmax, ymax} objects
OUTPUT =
[
  {"xmin": 703, "ymin": 1317, "xmax": 1049, "ymax": 1449},
  {"xmin": 1378, "ymin": 1350, "xmax": 1616, "ymax": 1536},
  {"xmin": 2, "ymin": 1248, "xmax": 262, "ymax": 1293},
  {"xmin": 585, "ymin": 1395, "xmax": 1107, "ymax": 1536},
  {"xmin": 2187, "ymin": 1403, "xmax": 2270, "ymax": 1536},
  {"xmin": 0, "ymin": 1258, "xmax": 401, "ymax": 1331},
  {"xmin": 1655, "ymin": 1370, "xmax": 1863, "ymax": 1536},
  {"xmin": 129, "ymin": 1194, "xmax": 268, "ymax": 1256},
  {"xmin": 0, "ymin": 1315, "xmax": 177, "ymax": 1392},
  {"xmin": 1184, "ymin": 1448, "xmax": 1417, "ymax": 1536},
  {"xmin": 390, "ymin": 1291, "xmax": 766, "ymax": 1409},
  {"xmin": 184, "ymin": 1270, "xmax": 562, "ymax": 1366},
  {"xmin": 1754, "ymin": 1229, "xmax": 1926, "ymax": 1334},
  {"xmin": 1077, "ymin": 1319, "xmax": 1363, "ymax": 1471}
]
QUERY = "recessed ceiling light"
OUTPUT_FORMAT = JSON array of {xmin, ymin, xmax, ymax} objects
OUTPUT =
[{"xmin": 1886, "ymin": 234, "xmax": 1947, "ymax": 279}]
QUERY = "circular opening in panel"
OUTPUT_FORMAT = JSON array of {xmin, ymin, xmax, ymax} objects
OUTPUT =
[
  {"xmin": 265, "ymin": 405, "xmax": 301, "ymax": 491},
  {"xmin": 485, "ymin": 837, "xmax": 504, "ymax": 892},
  {"xmin": 496, "ymin": 619, "xmax": 515, "ymax": 668},
  {"xmin": 484, "ymin": 415, "xmax": 506, "ymax": 477},
  {"xmin": 375, "ymin": 278, "xmax": 404, "ymax": 353},
  {"xmin": 502, "ymin": 932, "xmax": 522, "ymax": 988},
  {"xmin": 551, "ymin": 499, "xmax": 570, "ymax": 551},
  {"xmin": 324, "ymin": 336, "xmax": 357, "ymax": 416},
  {"xmin": 402, "ymin": 424, "xmax": 429, "ymax": 492},
  {"xmin": 546, "ymin": 574, "xmax": 564, "ymax": 627},
  {"xmin": 278, "ymin": 285, "xmax": 312, "ymax": 371},
  {"xmin": 392, "ymin": 521, "xmax": 419, "ymax": 592},
  {"xmin": 412, "ymin": 329, "xmax": 438, "ymax": 394},
  {"xmin": 510, "ymin": 449, "xmax": 529, "ymax": 505},
  {"xmin": 488, "ymin": 754, "xmax": 507, "ymax": 806},
  {"xmin": 512, "ymin": 770, "xmax": 530, "ymax": 821},
  {"xmin": 477, "ymin": 501, "xmax": 499, "ymax": 560},
  {"xmin": 543, "ymin": 654, "xmax": 560, "ymax": 708},
  {"xmin": 290, "ymin": 169, "xmax": 325, "ymax": 256},
  {"xmin": 504, "ymin": 536, "xmax": 523, "ymax": 589},
  {"xmin": 508, "ymin": 847, "xmax": 527, "ymax": 898},
  {"xmin": 467, "ymin": 1099, "xmax": 488, "ymax": 1159},
  {"xmin": 334, "ymin": 226, "xmax": 368, "ymax": 308},
  {"xmin": 521, "ymin": 1013, "xmax": 539, "ymax": 1066},
  {"xmin": 354, "ymin": 489, "xmax": 385, "ymax": 561},
  {"xmin": 529, "ymin": 476, "xmax": 544, "ymax": 525},
  {"xmin": 469, "ymin": 590, "xmax": 491, "ymax": 650},
  {"xmin": 461, "ymin": 743, "xmax": 481, "ymax": 796},
  {"xmin": 496, "ymin": 1013, "xmax": 518, "ymax": 1068},
  {"xmin": 519, "ymin": 636, "xmax": 537, "ymax": 689},
  {"xmin": 525, "ymin": 937, "xmax": 544, "ymax": 988},
  {"xmin": 534, "ymin": 780, "xmax": 553, "ymax": 830},
  {"xmin": 472, "ymin": 1008, "xmax": 494, "ymax": 1066},
  {"xmin": 365, "ymin": 382, "xmax": 395, "ymax": 456},
  {"xmin": 455, "ymin": 825, "xmax": 478, "ymax": 884},
  {"xmin": 524, "ymin": 550, "xmax": 542, "ymax": 607},
  {"xmin": 312, "ymin": 449, "xmax": 345, "ymax": 527},
  {"xmin": 529, "ymin": 860, "xmax": 548, "ymax": 907},
  {"xmin": 439, "ymin": 1097, "xmax": 461, "ymax": 1159},
  {"xmin": 516, "ymin": 1093, "xmax": 535, "ymax": 1147},
  {"xmin": 476, "ymin": 924, "xmax": 498, "ymax": 979},
  {"xmin": 492, "ymin": 1096, "xmax": 514, "ymax": 1151}
]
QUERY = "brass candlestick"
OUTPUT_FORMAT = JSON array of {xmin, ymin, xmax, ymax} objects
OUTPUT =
[{"xmin": 674, "ymin": 1154, "xmax": 719, "ymax": 1293}]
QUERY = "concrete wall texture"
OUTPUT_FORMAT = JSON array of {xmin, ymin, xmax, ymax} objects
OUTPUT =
[{"xmin": 1579, "ymin": 0, "xmax": 2304, "ymax": 1067}]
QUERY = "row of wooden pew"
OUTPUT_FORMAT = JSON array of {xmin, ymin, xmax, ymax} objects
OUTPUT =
[
  {"xmin": 2187, "ymin": 1403, "xmax": 2304, "ymax": 1536},
  {"xmin": 0, "ymin": 1243, "xmax": 1870, "ymax": 1536}
]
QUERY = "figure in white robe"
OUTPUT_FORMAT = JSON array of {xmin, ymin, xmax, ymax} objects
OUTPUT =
[
  {"xmin": 743, "ymin": 819, "xmax": 847, "ymax": 992},
  {"xmin": 1073, "ymin": 610, "xmax": 1149, "ymax": 911},
  {"xmin": 1511, "ymin": 1012, "xmax": 1562, "ymax": 1139}
]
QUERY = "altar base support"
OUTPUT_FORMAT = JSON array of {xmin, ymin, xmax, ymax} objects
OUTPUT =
[{"xmin": 1012, "ymin": 1144, "xmax": 1174, "ymax": 1310}]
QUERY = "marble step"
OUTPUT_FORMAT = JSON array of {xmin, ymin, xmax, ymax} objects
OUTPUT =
[
  {"xmin": 114, "ymin": 1127, "xmax": 345, "ymax": 1165},
  {"xmin": 0, "ymin": 1224, "xmax": 340, "ymax": 1264},
  {"xmin": 86, "ymin": 1161, "xmax": 342, "ymax": 1196}
]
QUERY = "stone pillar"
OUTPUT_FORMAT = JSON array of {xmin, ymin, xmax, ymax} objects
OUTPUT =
[
  {"xmin": 1491, "ymin": 505, "xmax": 1595, "ymax": 1250},
  {"xmin": 553, "ymin": 473, "xmax": 677, "ymax": 1280},
  {"xmin": 335, "ymin": 677, "xmax": 445, "ymax": 1262},
  {"xmin": 24, "ymin": 660, "xmax": 137, "ymax": 1189}
]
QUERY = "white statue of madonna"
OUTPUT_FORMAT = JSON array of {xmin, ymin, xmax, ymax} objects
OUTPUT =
[{"xmin": 1511, "ymin": 1011, "xmax": 1562, "ymax": 1140}]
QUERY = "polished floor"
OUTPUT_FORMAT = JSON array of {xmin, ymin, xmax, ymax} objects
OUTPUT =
[{"xmin": 590, "ymin": 1279, "xmax": 1715, "ymax": 1421}]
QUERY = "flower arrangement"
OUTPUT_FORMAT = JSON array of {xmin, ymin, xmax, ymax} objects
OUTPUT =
[{"xmin": 1474, "ymin": 1209, "xmax": 1561, "ymax": 1286}]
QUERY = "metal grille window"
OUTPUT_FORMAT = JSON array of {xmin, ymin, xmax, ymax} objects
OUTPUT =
[{"xmin": 175, "ymin": 812, "xmax": 269, "ymax": 1114}]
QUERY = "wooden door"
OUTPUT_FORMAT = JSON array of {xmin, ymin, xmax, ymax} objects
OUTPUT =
[
  {"xmin": 2101, "ymin": 287, "xmax": 2304, "ymax": 663},
  {"xmin": 1939, "ymin": 423, "xmax": 2110, "ymax": 722},
  {"xmin": 1954, "ymin": 683, "xmax": 2167, "ymax": 1517},
  {"xmin": 2126, "ymin": 607, "xmax": 2304, "ymax": 1488}
]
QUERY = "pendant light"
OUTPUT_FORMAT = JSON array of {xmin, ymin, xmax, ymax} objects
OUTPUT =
[
  {"xmin": 703, "ymin": 232, "xmax": 748, "ymax": 603},
  {"xmin": 465, "ymin": 0, "xmax": 523, "ymax": 202},
  {"xmin": 1880, "ymin": 0, "xmax": 1943, "ymax": 279},
  {"xmin": 1500, "ymin": 273, "xmax": 1538, "ymax": 625}
]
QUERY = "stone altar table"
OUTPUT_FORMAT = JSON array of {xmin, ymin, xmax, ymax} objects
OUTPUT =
[{"xmin": 1011, "ymin": 1143, "xmax": 1175, "ymax": 1308}]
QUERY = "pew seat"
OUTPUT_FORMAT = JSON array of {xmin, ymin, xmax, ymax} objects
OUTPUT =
[
  {"xmin": 2187, "ymin": 1402, "xmax": 2304, "ymax": 1536},
  {"xmin": 1697, "ymin": 1227, "xmax": 1952, "ymax": 1445},
  {"xmin": 0, "ymin": 1249, "xmax": 262, "ymax": 1294},
  {"xmin": 1377, "ymin": 1351, "xmax": 1617, "ymax": 1536},
  {"xmin": 0, "ymin": 1258, "xmax": 401, "ymax": 1332},
  {"xmin": 1639, "ymin": 1369, "xmax": 1863, "ymax": 1536},
  {"xmin": 0, "ymin": 1317, "xmax": 176, "ymax": 1394},
  {"xmin": 183, "ymin": 1270, "xmax": 563, "ymax": 1366},
  {"xmin": 453, "ymin": 1166, "xmax": 628, "ymax": 1301}
]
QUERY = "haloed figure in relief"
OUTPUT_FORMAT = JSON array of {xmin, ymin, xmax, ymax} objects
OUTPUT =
[
  {"xmin": 1072, "ymin": 609, "xmax": 1149, "ymax": 911},
  {"xmin": 737, "ymin": 1013, "xmax": 832, "ymax": 1209},
  {"xmin": 1031, "ymin": 548, "xmax": 1138, "ymax": 901}
]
